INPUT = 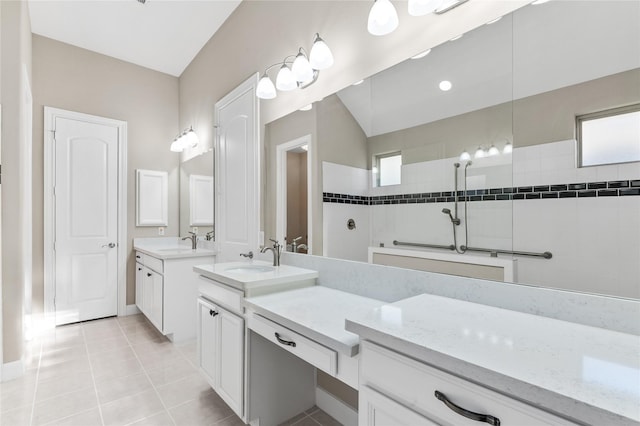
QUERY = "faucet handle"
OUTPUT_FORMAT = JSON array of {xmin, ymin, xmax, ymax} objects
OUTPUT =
[
  {"xmin": 269, "ymin": 238, "xmax": 280, "ymax": 246},
  {"xmin": 292, "ymin": 236, "xmax": 302, "ymax": 242}
]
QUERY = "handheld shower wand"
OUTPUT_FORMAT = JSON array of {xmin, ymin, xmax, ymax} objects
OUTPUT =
[{"xmin": 441, "ymin": 208, "xmax": 460, "ymax": 225}]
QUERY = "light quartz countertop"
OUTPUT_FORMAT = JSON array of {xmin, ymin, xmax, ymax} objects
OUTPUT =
[
  {"xmin": 244, "ymin": 286, "xmax": 384, "ymax": 356},
  {"xmin": 134, "ymin": 237, "xmax": 216, "ymax": 260},
  {"xmin": 194, "ymin": 261, "xmax": 318, "ymax": 291},
  {"xmin": 345, "ymin": 293, "xmax": 640, "ymax": 426}
]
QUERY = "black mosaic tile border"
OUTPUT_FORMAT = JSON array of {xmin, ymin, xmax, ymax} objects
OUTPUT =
[{"xmin": 322, "ymin": 179, "xmax": 640, "ymax": 205}]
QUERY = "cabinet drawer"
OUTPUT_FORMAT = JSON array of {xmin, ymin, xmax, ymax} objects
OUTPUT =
[
  {"xmin": 360, "ymin": 385, "xmax": 439, "ymax": 426},
  {"xmin": 248, "ymin": 313, "xmax": 337, "ymax": 376},
  {"xmin": 360, "ymin": 341, "xmax": 577, "ymax": 426},
  {"xmin": 199, "ymin": 275, "xmax": 243, "ymax": 314},
  {"xmin": 144, "ymin": 254, "xmax": 163, "ymax": 274},
  {"xmin": 135, "ymin": 251, "xmax": 145, "ymax": 264}
]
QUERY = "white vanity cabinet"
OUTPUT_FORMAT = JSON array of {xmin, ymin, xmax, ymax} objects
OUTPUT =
[
  {"xmin": 134, "ymin": 250, "xmax": 215, "ymax": 342},
  {"xmin": 197, "ymin": 289, "xmax": 244, "ymax": 417},
  {"xmin": 359, "ymin": 341, "xmax": 578, "ymax": 426}
]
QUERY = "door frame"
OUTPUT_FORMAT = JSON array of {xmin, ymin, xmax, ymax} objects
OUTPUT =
[
  {"xmin": 43, "ymin": 107, "xmax": 128, "ymax": 321},
  {"xmin": 214, "ymin": 74, "xmax": 260, "ymax": 257},
  {"xmin": 276, "ymin": 134, "xmax": 313, "ymax": 254}
]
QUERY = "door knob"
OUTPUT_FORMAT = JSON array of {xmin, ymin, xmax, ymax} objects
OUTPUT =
[{"xmin": 102, "ymin": 242, "xmax": 116, "ymax": 248}]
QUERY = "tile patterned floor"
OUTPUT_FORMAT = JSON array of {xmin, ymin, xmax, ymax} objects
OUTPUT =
[{"xmin": 0, "ymin": 315, "xmax": 342, "ymax": 426}]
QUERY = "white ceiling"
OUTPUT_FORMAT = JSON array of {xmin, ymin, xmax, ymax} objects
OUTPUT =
[
  {"xmin": 337, "ymin": 0, "xmax": 640, "ymax": 137},
  {"xmin": 28, "ymin": 0, "xmax": 242, "ymax": 77}
]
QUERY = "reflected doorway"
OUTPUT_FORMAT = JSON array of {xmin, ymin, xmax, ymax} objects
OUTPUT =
[{"xmin": 276, "ymin": 135, "xmax": 312, "ymax": 254}]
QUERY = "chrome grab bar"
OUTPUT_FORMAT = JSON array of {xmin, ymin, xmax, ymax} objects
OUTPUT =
[{"xmin": 392, "ymin": 240, "xmax": 552, "ymax": 259}]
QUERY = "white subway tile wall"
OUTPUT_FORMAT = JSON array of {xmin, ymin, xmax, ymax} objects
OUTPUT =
[{"xmin": 321, "ymin": 138, "xmax": 640, "ymax": 299}]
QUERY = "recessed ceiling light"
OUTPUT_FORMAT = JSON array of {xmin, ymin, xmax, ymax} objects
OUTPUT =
[
  {"xmin": 439, "ymin": 80, "xmax": 452, "ymax": 91},
  {"xmin": 299, "ymin": 104, "xmax": 313, "ymax": 111},
  {"xmin": 486, "ymin": 16, "xmax": 502, "ymax": 25},
  {"xmin": 411, "ymin": 49, "xmax": 432, "ymax": 60},
  {"xmin": 531, "ymin": 0, "xmax": 551, "ymax": 4},
  {"xmin": 353, "ymin": 79, "xmax": 364, "ymax": 86},
  {"xmin": 449, "ymin": 34, "xmax": 463, "ymax": 41}
]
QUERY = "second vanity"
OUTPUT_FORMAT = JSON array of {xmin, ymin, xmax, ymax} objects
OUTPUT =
[
  {"xmin": 194, "ymin": 257, "xmax": 640, "ymax": 426},
  {"xmin": 134, "ymin": 237, "xmax": 216, "ymax": 342}
]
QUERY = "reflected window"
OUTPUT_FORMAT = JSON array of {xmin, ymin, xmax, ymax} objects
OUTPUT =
[
  {"xmin": 375, "ymin": 152, "xmax": 402, "ymax": 187},
  {"xmin": 578, "ymin": 104, "xmax": 640, "ymax": 167}
]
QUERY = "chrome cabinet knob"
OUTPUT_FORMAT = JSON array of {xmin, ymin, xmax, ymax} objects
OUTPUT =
[{"xmin": 102, "ymin": 242, "xmax": 116, "ymax": 248}]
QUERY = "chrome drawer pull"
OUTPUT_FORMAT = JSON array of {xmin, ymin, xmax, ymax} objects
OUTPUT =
[
  {"xmin": 275, "ymin": 332, "xmax": 296, "ymax": 347},
  {"xmin": 435, "ymin": 390, "xmax": 501, "ymax": 426},
  {"xmin": 209, "ymin": 309, "xmax": 218, "ymax": 317}
]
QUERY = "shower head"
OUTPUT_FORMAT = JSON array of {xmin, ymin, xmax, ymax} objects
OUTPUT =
[{"xmin": 441, "ymin": 208, "xmax": 460, "ymax": 225}]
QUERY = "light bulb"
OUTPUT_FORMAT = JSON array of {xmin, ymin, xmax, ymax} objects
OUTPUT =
[
  {"xmin": 256, "ymin": 74, "xmax": 277, "ymax": 99},
  {"xmin": 460, "ymin": 151, "xmax": 471, "ymax": 161},
  {"xmin": 408, "ymin": 0, "xmax": 444, "ymax": 16},
  {"xmin": 503, "ymin": 142, "xmax": 513, "ymax": 154},
  {"xmin": 292, "ymin": 51, "xmax": 314, "ymax": 83},
  {"xmin": 309, "ymin": 34, "xmax": 334, "ymax": 70},
  {"xmin": 186, "ymin": 128, "xmax": 199, "ymax": 148},
  {"xmin": 475, "ymin": 147, "xmax": 486, "ymax": 158},
  {"xmin": 367, "ymin": 0, "xmax": 399, "ymax": 36},
  {"xmin": 488, "ymin": 145, "xmax": 499, "ymax": 156},
  {"xmin": 170, "ymin": 139, "xmax": 183, "ymax": 152},
  {"xmin": 276, "ymin": 64, "xmax": 297, "ymax": 91}
]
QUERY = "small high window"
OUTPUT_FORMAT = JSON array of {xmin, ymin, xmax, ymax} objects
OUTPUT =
[
  {"xmin": 374, "ymin": 152, "xmax": 402, "ymax": 187},
  {"xmin": 577, "ymin": 104, "xmax": 640, "ymax": 167}
]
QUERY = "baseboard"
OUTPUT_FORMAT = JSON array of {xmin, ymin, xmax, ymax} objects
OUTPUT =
[
  {"xmin": 124, "ymin": 304, "xmax": 141, "ymax": 316},
  {"xmin": 315, "ymin": 386, "xmax": 358, "ymax": 426},
  {"xmin": 2, "ymin": 359, "xmax": 25, "ymax": 382}
]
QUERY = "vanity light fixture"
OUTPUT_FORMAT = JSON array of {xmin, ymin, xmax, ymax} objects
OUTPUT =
[
  {"xmin": 439, "ymin": 80, "xmax": 452, "ymax": 91},
  {"xmin": 474, "ymin": 146, "xmax": 486, "ymax": 159},
  {"xmin": 367, "ymin": 0, "xmax": 399, "ymax": 36},
  {"xmin": 411, "ymin": 49, "xmax": 432, "ymax": 59},
  {"xmin": 459, "ymin": 151, "xmax": 471, "ymax": 161},
  {"xmin": 408, "ymin": 0, "xmax": 444, "ymax": 16},
  {"xmin": 503, "ymin": 142, "xmax": 513, "ymax": 154},
  {"xmin": 488, "ymin": 145, "xmax": 500, "ymax": 156},
  {"xmin": 170, "ymin": 126, "xmax": 199, "ymax": 153},
  {"xmin": 256, "ymin": 33, "xmax": 334, "ymax": 100},
  {"xmin": 368, "ymin": 0, "xmax": 468, "ymax": 36}
]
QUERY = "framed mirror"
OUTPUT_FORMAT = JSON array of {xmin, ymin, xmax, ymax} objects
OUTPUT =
[
  {"xmin": 180, "ymin": 150, "xmax": 214, "ymax": 238},
  {"xmin": 264, "ymin": 0, "xmax": 640, "ymax": 300}
]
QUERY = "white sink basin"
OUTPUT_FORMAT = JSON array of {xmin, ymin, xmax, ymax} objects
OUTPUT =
[{"xmin": 225, "ymin": 265, "xmax": 275, "ymax": 274}]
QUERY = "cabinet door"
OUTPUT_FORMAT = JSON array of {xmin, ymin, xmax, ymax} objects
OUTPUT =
[
  {"xmin": 217, "ymin": 307, "xmax": 244, "ymax": 417},
  {"xmin": 149, "ymin": 270, "xmax": 163, "ymax": 331},
  {"xmin": 142, "ymin": 267, "xmax": 154, "ymax": 317},
  {"xmin": 198, "ymin": 298, "xmax": 219, "ymax": 387},
  {"xmin": 360, "ymin": 386, "xmax": 438, "ymax": 426},
  {"xmin": 135, "ymin": 263, "xmax": 144, "ymax": 311}
]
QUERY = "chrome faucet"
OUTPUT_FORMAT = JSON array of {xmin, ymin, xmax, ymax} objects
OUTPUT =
[
  {"xmin": 240, "ymin": 251, "xmax": 253, "ymax": 259},
  {"xmin": 205, "ymin": 230, "xmax": 215, "ymax": 241},
  {"xmin": 260, "ymin": 239, "xmax": 282, "ymax": 266},
  {"xmin": 291, "ymin": 236, "xmax": 302, "ymax": 253},
  {"xmin": 182, "ymin": 232, "xmax": 198, "ymax": 249},
  {"xmin": 296, "ymin": 243, "xmax": 308, "ymax": 253}
]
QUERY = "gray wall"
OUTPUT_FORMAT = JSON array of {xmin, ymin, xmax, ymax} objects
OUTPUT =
[
  {"xmin": 32, "ymin": 35, "xmax": 180, "ymax": 309},
  {"xmin": 1, "ymin": 0, "xmax": 32, "ymax": 364}
]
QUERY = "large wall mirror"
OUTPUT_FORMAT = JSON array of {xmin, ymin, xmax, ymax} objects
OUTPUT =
[
  {"xmin": 264, "ymin": 0, "xmax": 639, "ymax": 300},
  {"xmin": 180, "ymin": 149, "xmax": 214, "ymax": 238}
]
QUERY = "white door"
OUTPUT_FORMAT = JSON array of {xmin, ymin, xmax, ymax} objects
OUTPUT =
[
  {"xmin": 54, "ymin": 117, "xmax": 118, "ymax": 325},
  {"xmin": 215, "ymin": 75, "xmax": 259, "ymax": 261}
]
